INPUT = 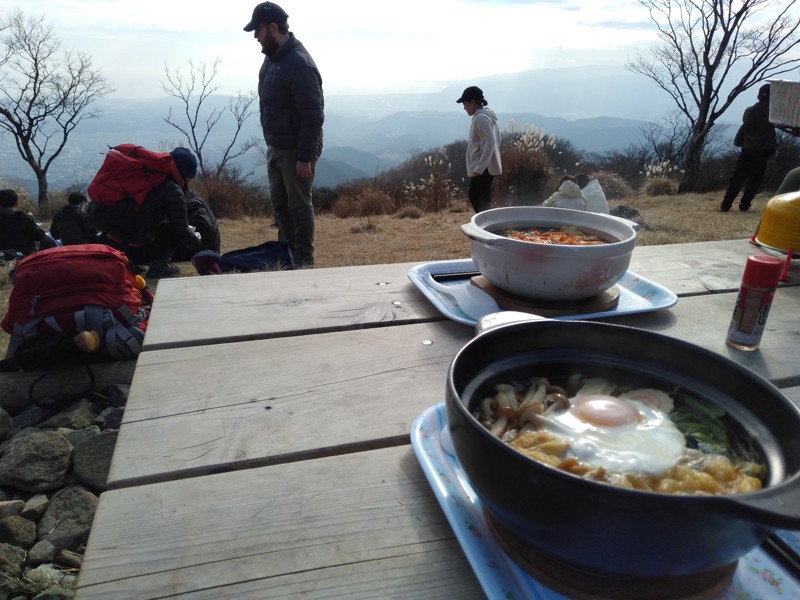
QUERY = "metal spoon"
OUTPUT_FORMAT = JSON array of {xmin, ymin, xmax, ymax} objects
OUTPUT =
[{"xmin": 423, "ymin": 271, "xmax": 501, "ymax": 321}]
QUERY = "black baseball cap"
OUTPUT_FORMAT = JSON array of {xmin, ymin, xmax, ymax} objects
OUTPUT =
[
  {"xmin": 456, "ymin": 86, "xmax": 484, "ymax": 103},
  {"xmin": 243, "ymin": 2, "xmax": 289, "ymax": 32}
]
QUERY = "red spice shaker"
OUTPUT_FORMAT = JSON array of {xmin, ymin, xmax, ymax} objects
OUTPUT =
[{"xmin": 725, "ymin": 255, "xmax": 783, "ymax": 351}]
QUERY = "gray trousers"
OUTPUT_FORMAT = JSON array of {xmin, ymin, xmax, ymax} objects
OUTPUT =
[{"xmin": 267, "ymin": 146, "xmax": 316, "ymax": 267}]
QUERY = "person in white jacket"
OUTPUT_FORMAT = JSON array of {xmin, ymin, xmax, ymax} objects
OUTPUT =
[{"xmin": 457, "ymin": 86, "xmax": 502, "ymax": 212}]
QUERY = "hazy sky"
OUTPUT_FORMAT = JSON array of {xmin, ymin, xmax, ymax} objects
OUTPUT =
[{"xmin": 3, "ymin": 0, "xmax": 662, "ymax": 99}]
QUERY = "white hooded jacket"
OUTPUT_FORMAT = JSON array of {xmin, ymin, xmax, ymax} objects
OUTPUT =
[{"xmin": 466, "ymin": 107, "xmax": 502, "ymax": 177}]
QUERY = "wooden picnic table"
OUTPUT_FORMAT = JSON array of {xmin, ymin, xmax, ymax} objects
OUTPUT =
[{"xmin": 74, "ymin": 239, "xmax": 800, "ymax": 599}]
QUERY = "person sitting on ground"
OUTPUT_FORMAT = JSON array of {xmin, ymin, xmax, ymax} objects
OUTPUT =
[
  {"xmin": 576, "ymin": 173, "xmax": 610, "ymax": 214},
  {"xmin": 49, "ymin": 192, "xmax": 99, "ymax": 246},
  {"xmin": 0, "ymin": 188, "xmax": 56, "ymax": 259},
  {"xmin": 91, "ymin": 147, "xmax": 202, "ymax": 278},
  {"xmin": 542, "ymin": 176, "xmax": 586, "ymax": 210},
  {"xmin": 172, "ymin": 190, "xmax": 221, "ymax": 261}
]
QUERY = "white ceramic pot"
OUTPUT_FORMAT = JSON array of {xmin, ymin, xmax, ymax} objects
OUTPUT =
[{"xmin": 461, "ymin": 206, "xmax": 638, "ymax": 300}]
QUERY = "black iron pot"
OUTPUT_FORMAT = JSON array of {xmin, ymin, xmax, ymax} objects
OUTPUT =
[{"xmin": 446, "ymin": 315, "xmax": 800, "ymax": 580}]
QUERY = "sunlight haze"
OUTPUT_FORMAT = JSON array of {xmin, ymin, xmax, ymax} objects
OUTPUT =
[{"xmin": 5, "ymin": 0, "xmax": 659, "ymax": 98}]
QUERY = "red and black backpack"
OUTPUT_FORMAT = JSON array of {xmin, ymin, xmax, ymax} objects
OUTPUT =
[{"xmin": 1, "ymin": 244, "xmax": 150, "ymax": 361}]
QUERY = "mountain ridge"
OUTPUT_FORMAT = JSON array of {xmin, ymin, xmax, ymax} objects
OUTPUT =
[{"xmin": 0, "ymin": 65, "xmax": 744, "ymax": 194}]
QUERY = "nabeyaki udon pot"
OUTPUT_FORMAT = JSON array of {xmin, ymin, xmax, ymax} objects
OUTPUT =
[
  {"xmin": 460, "ymin": 206, "xmax": 638, "ymax": 301},
  {"xmin": 445, "ymin": 314, "xmax": 800, "ymax": 580}
]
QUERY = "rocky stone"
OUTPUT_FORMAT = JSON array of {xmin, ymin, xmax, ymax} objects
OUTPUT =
[
  {"xmin": 31, "ymin": 585, "xmax": 76, "ymax": 599},
  {"xmin": 0, "ymin": 408, "xmax": 13, "ymax": 441},
  {"xmin": 0, "ymin": 432, "xmax": 73, "ymax": 492},
  {"xmin": 0, "ymin": 500, "xmax": 25, "ymax": 519},
  {"xmin": 32, "ymin": 586, "xmax": 76, "ymax": 600},
  {"xmin": 6, "ymin": 406, "xmax": 57, "ymax": 438},
  {"xmin": 0, "ymin": 515, "xmax": 37, "ymax": 549},
  {"xmin": 0, "ymin": 380, "xmax": 129, "ymax": 596},
  {"xmin": 37, "ymin": 486, "xmax": 98, "ymax": 552},
  {"xmin": 57, "ymin": 426, "xmax": 100, "ymax": 449},
  {"xmin": 21, "ymin": 494, "xmax": 50, "ymax": 521},
  {"xmin": 92, "ymin": 406, "xmax": 124, "ymax": 430},
  {"xmin": 39, "ymin": 400, "xmax": 97, "ymax": 431},
  {"xmin": 27, "ymin": 540, "xmax": 57, "ymax": 566},
  {"xmin": 24, "ymin": 563, "xmax": 78, "ymax": 588},
  {"xmin": 106, "ymin": 384, "xmax": 130, "ymax": 408},
  {"xmin": 0, "ymin": 541, "xmax": 26, "ymax": 578},
  {"xmin": 72, "ymin": 431, "xmax": 118, "ymax": 492}
]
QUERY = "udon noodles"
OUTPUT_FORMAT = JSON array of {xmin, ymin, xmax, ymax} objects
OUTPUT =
[{"xmin": 474, "ymin": 373, "xmax": 766, "ymax": 495}]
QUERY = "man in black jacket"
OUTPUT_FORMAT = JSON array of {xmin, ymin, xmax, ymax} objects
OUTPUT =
[
  {"xmin": 244, "ymin": 2, "xmax": 324, "ymax": 267},
  {"xmin": 0, "ymin": 189, "xmax": 54, "ymax": 258},
  {"xmin": 50, "ymin": 192, "xmax": 99, "ymax": 245},
  {"xmin": 721, "ymin": 84, "xmax": 777, "ymax": 213}
]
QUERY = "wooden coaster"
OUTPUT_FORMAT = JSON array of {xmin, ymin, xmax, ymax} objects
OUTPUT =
[{"xmin": 470, "ymin": 275, "xmax": 620, "ymax": 317}]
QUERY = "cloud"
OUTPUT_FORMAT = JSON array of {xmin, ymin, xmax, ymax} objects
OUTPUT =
[{"xmin": 3, "ymin": 0, "xmax": 659, "ymax": 98}]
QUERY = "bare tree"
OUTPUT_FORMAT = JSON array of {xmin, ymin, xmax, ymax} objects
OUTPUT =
[
  {"xmin": 0, "ymin": 9, "xmax": 114, "ymax": 207},
  {"xmin": 162, "ymin": 58, "xmax": 259, "ymax": 179},
  {"xmin": 627, "ymin": 0, "xmax": 800, "ymax": 193}
]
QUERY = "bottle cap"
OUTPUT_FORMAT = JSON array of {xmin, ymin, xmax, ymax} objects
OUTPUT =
[{"xmin": 741, "ymin": 255, "xmax": 783, "ymax": 288}]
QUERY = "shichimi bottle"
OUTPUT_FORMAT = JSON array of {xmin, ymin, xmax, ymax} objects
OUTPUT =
[{"xmin": 725, "ymin": 254, "xmax": 784, "ymax": 351}]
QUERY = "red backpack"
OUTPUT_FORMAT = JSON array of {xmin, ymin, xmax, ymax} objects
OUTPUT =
[
  {"xmin": 88, "ymin": 144, "xmax": 185, "ymax": 207},
  {"xmin": 1, "ymin": 244, "xmax": 150, "ymax": 360}
]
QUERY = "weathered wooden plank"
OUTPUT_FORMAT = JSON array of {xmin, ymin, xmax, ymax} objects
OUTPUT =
[
  {"xmin": 0, "ymin": 360, "xmax": 136, "ymax": 414},
  {"xmin": 600, "ymin": 285, "xmax": 800, "ymax": 388},
  {"xmin": 630, "ymin": 238, "xmax": 800, "ymax": 294},
  {"xmin": 77, "ymin": 447, "xmax": 483, "ymax": 600},
  {"xmin": 142, "ymin": 262, "xmax": 443, "ymax": 351},
  {"xmin": 142, "ymin": 240, "xmax": 799, "ymax": 350},
  {"xmin": 108, "ymin": 289, "xmax": 800, "ymax": 488},
  {"xmin": 107, "ymin": 320, "xmax": 474, "ymax": 487},
  {"xmin": 784, "ymin": 387, "xmax": 800, "ymax": 409}
]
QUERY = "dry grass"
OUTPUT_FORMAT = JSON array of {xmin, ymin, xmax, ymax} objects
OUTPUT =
[{"xmin": 0, "ymin": 190, "xmax": 771, "ymax": 358}]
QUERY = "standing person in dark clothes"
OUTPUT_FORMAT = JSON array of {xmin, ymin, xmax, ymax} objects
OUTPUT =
[
  {"xmin": 244, "ymin": 2, "xmax": 324, "ymax": 267},
  {"xmin": 50, "ymin": 192, "xmax": 99, "ymax": 245},
  {"xmin": 721, "ymin": 84, "xmax": 777, "ymax": 213},
  {"xmin": 0, "ymin": 189, "xmax": 55, "ymax": 258},
  {"xmin": 457, "ymin": 86, "xmax": 502, "ymax": 213}
]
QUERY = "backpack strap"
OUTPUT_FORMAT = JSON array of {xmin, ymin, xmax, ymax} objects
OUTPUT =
[{"xmin": 76, "ymin": 305, "xmax": 144, "ymax": 360}]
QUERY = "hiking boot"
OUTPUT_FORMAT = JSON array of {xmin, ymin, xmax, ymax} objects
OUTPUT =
[{"xmin": 147, "ymin": 261, "xmax": 180, "ymax": 279}]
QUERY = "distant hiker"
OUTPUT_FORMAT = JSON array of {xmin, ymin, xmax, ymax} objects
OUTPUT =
[
  {"xmin": 576, "ymin": 173, "xmax": 610, "ymax": 214},
  {"xmin": 543, "ymin": 178, "xmax": 586, "ymax": 211},
  {"xmin": 244, "ymin": 2, "xmax": 324, "ymax": 268},
  {"xmin": 721, "ymin": 84, "xmax": 777, "ymax": 212},
  {"xmin": 457, "ymin": 85, "xmax": 503, "ymax": 213},
  {"xmin": 0, "ymin": 188, "xmax": 55, "ymax": 259},
  {"xmin": 89, "ymin": 147, "xmax": 202, "ymax": 278},
  {"xmin": 50, "ymin": 192, "xmax": 99, "ymax": 246},
  {"xmin": 172, "ymin": 191, "xmax": 221, "ymax": 261}
]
